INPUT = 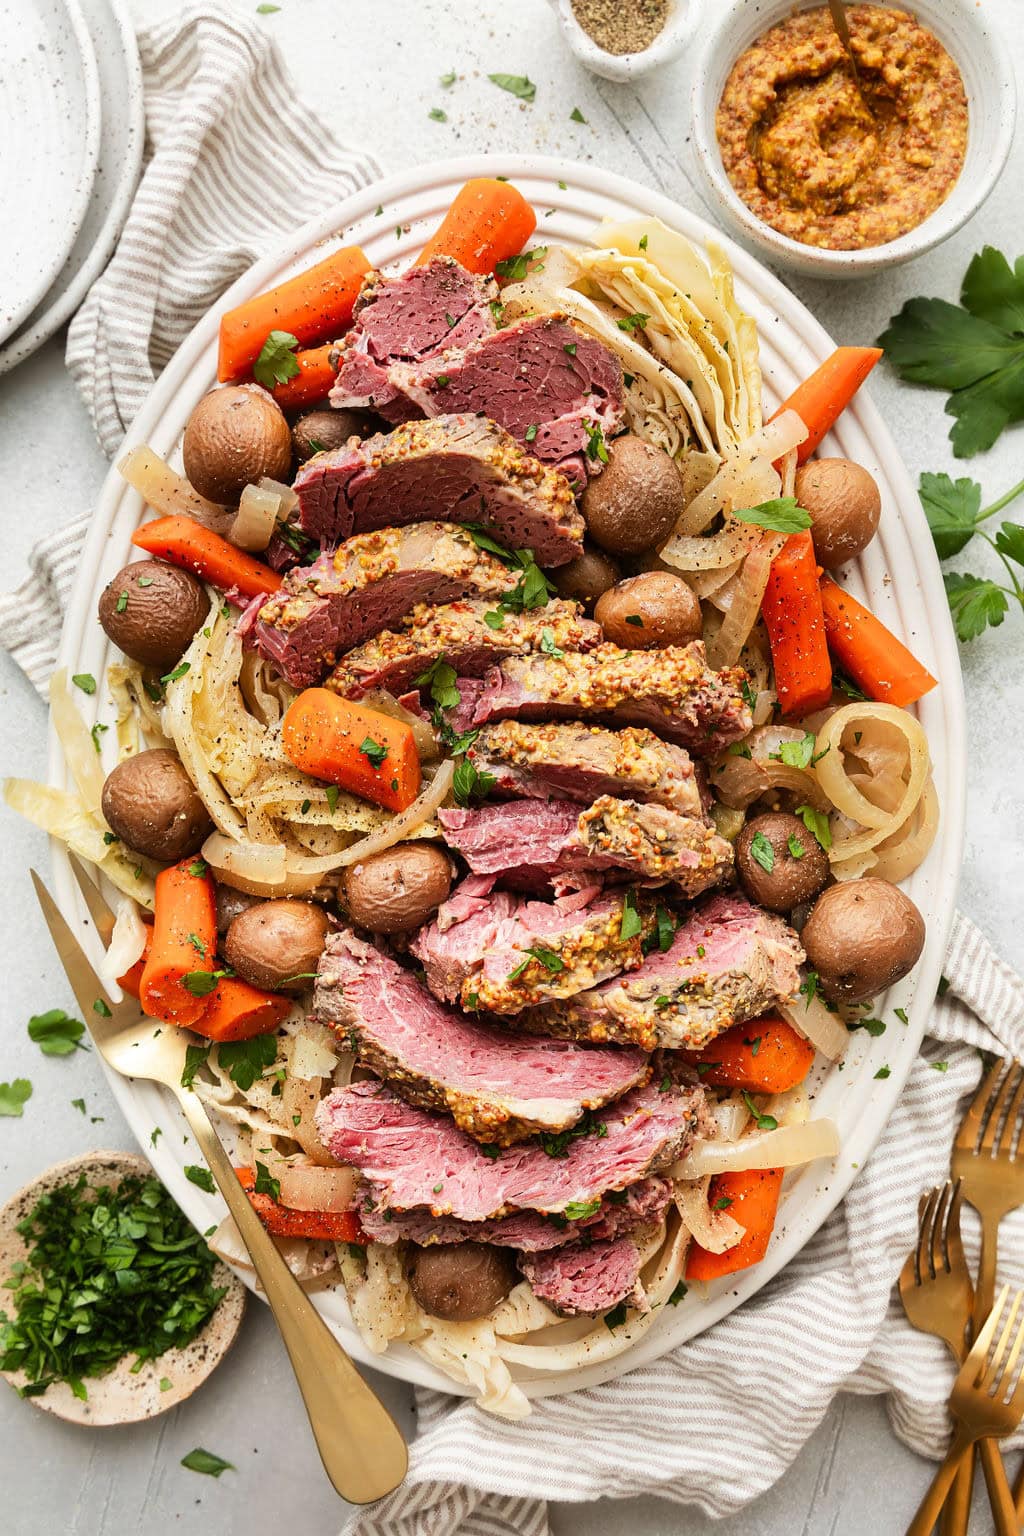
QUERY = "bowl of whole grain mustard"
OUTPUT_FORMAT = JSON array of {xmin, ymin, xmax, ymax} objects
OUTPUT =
[{"xmin": 690, "ymin": 0, "xmax": 1015, "ymax": 278}]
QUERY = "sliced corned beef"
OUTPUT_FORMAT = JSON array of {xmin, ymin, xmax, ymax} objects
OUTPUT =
[
  {"xmin": 518, "ymin": 1235, "xmax": 645, "ymax": 1316},
  {"xmin": 466, "ymin": 642, "xmax": 753, "ymax": 756},
  {"xmin": 389, "ymin": 314, "xmax": 624, "ymax": 481},
  {"xmin": 311, "ymin": 930, "xmax": 648, "ymax": 1145},
  {"xmin": 325, "ymin": 599, "xmax": 600, "ymax": 700},
  {"xmin": 330, "ymin": 258, "xmax": 498, "ymax": 423},
  {"xmin": 292, "ymin": 414, "xmax": 584, "ymax": 566},
  {"xmin": 243, "ymin": 521, "xmax": 515, "ymax": 687},
  {"xmin": 315, "ymin": 1077, "xmax": 709, "ymax": 1220},
  {"xmin": 520, "ymin": 893, "xmax": 805, "ymax": 1051},
  {"xmin": 358, "ymin": 1175, "xmax": 673, "ymax": 1252},
  {"xmin": 437, "ymin": 796, "xmax": 733, "ymax": 897},
  {"xmin": 410, "ymin": 881, "xmax": 651, "ymax": 1014},
  {"xmin": 467, "ymin": 720, "xmax": 706, "ymax": 817}
]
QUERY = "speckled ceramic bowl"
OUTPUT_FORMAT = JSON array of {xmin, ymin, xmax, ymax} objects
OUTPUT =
[
  {"xmin": 691, "ymin": 0, "xmax": 1017, "ymax": 279},
  {"xmin": 545, "ymin": 0, "xmax": 696, "ymax": 82}
]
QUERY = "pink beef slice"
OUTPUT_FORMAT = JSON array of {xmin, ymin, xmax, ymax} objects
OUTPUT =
[
  {"xmin": 325, "ymin": 599, "xmax": 601, "ymax": 700},
  {"xmin": 358, "ymin": 1175, "xmax": 673, "ymax": 1252},
  {"xmin": 315, "ymin": 1077, "xmax": 709, "ymax": 1219},
  {"xmin": 518, "ymin": 1235, "xmax": 646, "ymax": 1316},
  {"xmin": 519, "ymin": 893, "xmax": 805, "ymax": 1052},
  {"xmin": 388, "ymin": 314, "xmax": 624, "ymax": 482},
  {"xmin": 437, "ymin": 797, "xmax": 733, "ymax": 898},
  {"xmin": 410, "ymin": 880, "xmax": 649, "ymax": 1015},
  {"xmin": 330, "ymin": 258, "xmax": 499, "ymax": 423},
  {"xmin": 310, "ymin": 929, "xmax": 649, "ymax": 1146},
  {"xmin": 292, "ymin": 413, "xmax": 584, "ymax": 565},
  {"xmin": 467, "ymin": 642, "xmax": 753, "ymax": 757},
  {"xmin": 241, "ymin": 520, "xmax": 516, "ymax": 688},
  {"xmin": 466, "ymin": 720, "xmax": 706, "ymax": 817}
]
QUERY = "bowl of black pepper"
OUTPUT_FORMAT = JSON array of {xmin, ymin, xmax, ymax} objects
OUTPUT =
[{"xmin": 547, "ymin": 0, "xmax": 697, "ymax": 81}]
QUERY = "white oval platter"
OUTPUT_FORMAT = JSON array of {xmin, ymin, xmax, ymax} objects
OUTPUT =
[{"xmin": 48, "ymin": 154, "xmax": 966, "ymax": 1403}]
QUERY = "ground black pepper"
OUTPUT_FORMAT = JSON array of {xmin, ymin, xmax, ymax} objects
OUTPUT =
[{"xmin": 571, "ymin": 0, "xmax": 668, "ymax": 56}]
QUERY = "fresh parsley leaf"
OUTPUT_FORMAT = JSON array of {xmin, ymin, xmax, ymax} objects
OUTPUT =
[
  {"xmin": 799, "ymin": 970, "xmax": 820, "ymax": 1007},
  {"xmin": 184, "ymin": 1164, "xmax": 215, "ymax": 1194},
  {"xmin": 181, "ymin": 970, "xmax": 224, "ymax": 998},
  {"xmin": 181, "ymin": 1043, "xmax": 212, "ymax": 1089},
  {"xmin": 413, "ymin": 655, "xmax": 461, "ymax": 711},
  {"xmin": 742, "ymin": 1091, "xmax": 778, "ymax": 1131},
  {"xmin": 256, "ymin": 3, "xmax": 280, "ymax": 11},
  {"xmin": 71, "ymin": 1097, "xmax": 86, "ymax": 1114},
  {"xmin": 564, "ymin": 1198, "xmax": 601, "ymax": 1221},
  {"xmin": 654, "ymin": 906, "xmax": 677, "ymax": 954},
  {"xmin": 616, "ymin": 312, "xmax": 649, "ymax": 334},
  {"xmin": 359, "ymin": 735, "xmax": 388, "ymax": 768},
  {"xmin": 181, "ymin": 1448, "xmax": 235, "ymax": 1478},
  {"xmin": 875, "ymin": 1066, "xmax": 892, "ymax": 1079},
  {"xmin": 932, "ymin": 1060, "xmax": 950, "ymax": 1072},
  {"xmin": 508, "ymin": 944, "xmax": 564, "ymax": 981},
  {"xmin": 27, "ymin": 1008, "xmax": 87, "ymax": 1057},
  {"xmin": 849, "ymin": 1016, "xmax": 886, "ymax": 1037},
  {"xmin": 604, "ymin": 1300, "xmax": 628, "ymax": 1330},
  {"xmin": 777, "ymin": 731, "xmax": 816, "ymax": 769},
  {"xmin": 540, "ymin": 627, "xmax": 564, "ymax": 657},
  {"xmin": 795, "ymin": 804, "xmax": 832, "ymax": 851},
  {"xmin": 894, "ymin": 1007, "xmax": 909, "ymax": 1025},
  {"xmin": 452, "ymin": 756, "xmax": 495, "ymax": 806},
  {"xmin": 569, "ymin": 106, "xmax": 587, "ymax": 123},
  {"xmin": 619, "ymin": 889, "xmax": 642, "ymax": 941},
  {"xmin": 494, "ymin": 246, "xmax": 547, "ymax": 283},
  {"xmin": 583, "ymin": 420, "xmax": 609, "ymax": 463},
  {"xmin": 919, "ymin": 471, "xmax": 982, "ymax": 559},
  {"xmin": 0, "ymin": 1078, "xmax": 32, "ymax": 1117},
  {"xmin": 995, "ymin": 522, "xmax": 1024, "ymax": 566},
  {"xmin": 667, "ymin": 1279, "xmax": 688, "ymax": 1305},
  {"xmin": 944, "ymin": 572, "xmax": 1008, "ymax": 641},
  {"xmin": 787, "ymin": 833, "xmax": 805, "ymax": 859},
  {"xmin": 253, "ymin": 330, "xmax": 300, "ymax": 390},
  {"xmin": 428, "ymin": 107, "xmax": 447, "ymax": 122},
  {"xmin": 72, "ymin": 673, "xmax": 96, "ymax": 695},
  {"xmin": 734, "ymin": 497, "xmax": 812, "ymax": 534},
  {"xmin": 90, "ymin": 722, "xmax": 108, "ymax": 753},
  {"xmin": 254, "ymin": 1161, "xmax": 281, "ymax": 1201},
  {"xmin": 488, "ymin": 72, "xmax": 536, "ymax": 102},
  {"xmin": 539, "ymin": 1110, "xmax": 606, "ymax": 1158},
  {"xmin": 749, "ymin": 830, "xmax": 775, "ymax": 873},
  {"xmin": 713, "ymin": 1195, "xmax": 734, "ymax": 1211},
  {"xmin": 325, "ymin": 785, "xmax": 340, "ymax": 815},
  {"xmin": 878, "ymin": 248, "xmax": 1024, "ymax": 457},
  {"xmin": 440, "ymin": 67, "xmax": 456, "ymax": 87},
  {"xmin": 218, "ymin": 1034, "xmax": 278, "ymax": 1092}
]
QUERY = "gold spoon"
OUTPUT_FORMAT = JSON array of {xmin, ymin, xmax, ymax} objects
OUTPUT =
[{"xmin": 826, "ymin": 0, "xmax": 875, "ymax": 114}]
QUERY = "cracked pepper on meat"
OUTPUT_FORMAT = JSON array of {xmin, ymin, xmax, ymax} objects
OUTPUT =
[{"xmin": 715, "ymin": 5, "xmax": 968, "ymax": 251}]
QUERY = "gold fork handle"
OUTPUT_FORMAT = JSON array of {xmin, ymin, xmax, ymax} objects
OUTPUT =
[
  {"xmin": 176, "ymin": 1088, "xmax": 408, "ymax": 1504},
  {"xmin": 1011, "ymin": 1448, "xmax": 1024, "ymax": 1521},
  {"xmin": 907, "ymin": 1427, "xmax": 978, "ymax": 1536},
  {"xmin": 939, "ymin": 1449, "xmax": 974, "ymax": 1536},
  {"xmin": 977, "ymin": 1437, "xmax": 1019, "ymax": 1536},
  {"xmin": 974, "ymin": 1210, "xmax": 1000, "ymax": 1339}
]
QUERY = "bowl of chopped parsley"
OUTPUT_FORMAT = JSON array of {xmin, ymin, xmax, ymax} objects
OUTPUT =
[{"xmin": 0, "ymin": 1151, "xmax": 244, "ymax": 1424}]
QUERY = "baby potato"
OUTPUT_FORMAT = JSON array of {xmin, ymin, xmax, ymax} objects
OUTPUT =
[
  {"xmin": 595, "ymin": 572, "xmax": 702, "ymax": 649},
  {"xmin": 581, "ymin": 434, "xmax": 683, "ymax": 556},
  {"xmin": 795, "ymin": 458, "xmax": 881, "ymax": 569}
]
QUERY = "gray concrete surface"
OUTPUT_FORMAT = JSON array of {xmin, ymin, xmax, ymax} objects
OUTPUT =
[{"xmin": 1, "ymin": 1, "xmax": 1021, "ymax": 1530}]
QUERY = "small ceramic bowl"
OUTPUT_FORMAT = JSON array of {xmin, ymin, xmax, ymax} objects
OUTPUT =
[
  {"xmin": 547, "ymin": 0, "xmax": 696, "ymax": 82},
  {"xmin": 690, "ymin": 0, "xmax": 1016, "ymax": 279}
]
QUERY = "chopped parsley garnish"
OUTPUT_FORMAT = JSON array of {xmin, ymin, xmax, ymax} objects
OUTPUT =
[
  {"xmin": 799, "ymin": 970, "xmax": 820, "ymax": 1007},
  {"xmin": 488, "ymin": 72, "xmax": 536, "ymax": 102},
  {"xmin": 72, "ymin": 673, "xmax": 96, "ymax": 695},
  {"xmin": 733, "ymin": 497, "xmax": 812, "ymax": 534},
  {"xmin": 185, "ymin": 1164, "xmax": 216, "ymax": 1194},
  {"xmin": 440, "ymin": 67, "xmax": 457, "ymax": 87},
  {"xmin": 653, "ymin": 995, "xmax": 671, "ymax": 1011},
  {"xmin": 667, "ymin": 1280, "xmax": 688, "ymax": 1306},
  {"xmin": 740, "ymin": 677, "xmax": 758, "ymax": 712},
  {"xmin": 564, "ymin": 1198, "xmax": 601, "ymax": 1221},
  {"xmin": 539, "ymin": 1111, "xmax": 607, "ymax": 1159},
  {"xmin": 253, "ymin": 329, "xmax": 300, "ymax": 390},
  {"xmin": 359, "ymin": 736, "xmax": 388, "ymax": 768},
  {"xmin": 583, "ymin": 420, "xmax": 609, "ymax": 463},
  {"xmin": 27, "ymin": 1008, "xmax": 87, "ymax": 1057},
  {"xmin": 507, "ymin": 945, "xmax": 564, "ymax": 981},
  {"xmin": 749, "ymin": 830, "xmax": 775, "ymax": 873},
  {"xmin": 90, "ymin": 722, "xmax": 108, "ymax": 753},
  {"xmin": 794, "ymin": 803, "xmax": 832, "ymax": 851},
  {"xmin": 188, "ymin": 859, "xmax": 207, "ymax": 878},
  {"xmin": 875, "ymin": 1066, "xmax": 892, "ymax": 1080},
  {"xmin": 254, "ymin": 1161, "xmax": 281, "ymax": 1201},
  {"xmin": 160, "ymin": 661, "xmax": 191, "ymax": 684},
  {"xmin": 616, "ymin": 312, "xmax": 649, "ymax": 334},
  {"xmin": 713, "ymin": 1195, "xmax": 734, "ymax": 1211},
  {"xmin": 300, "ymin": 798, "xmax": 311, "ymax": 815},
  {"xmin": 181, "ymin": 970, "xmax": 226, "ymax": 998},
  {"xmin": 849, "ymin": 1016, "xmax": 886, "ymax": 1037},
  {"xmin": 569, "ymin": 106, "xmax": 587, "ymax": 123},
  {"xmin": 638, "ymin": 234, "xmax": 649, "ymax": 251},
  {"xmin": 645, "ymin": 905, "xmax": 677, "ymax": 955},
  {"xmin": 742, "ymin": 1091, "xmax": 778, "ymax": 1131},
  {"xmin": 604, "ymin": 1301, "xmax": 628, "ymax": 1330},
  {"xmin": 0, "ymin": 1079, "xmax": 32, "ymax": 1118},
  {"xmin": 483, "ymin": 609, "xmax": 505, "ymax": 630},
  {"xmin": 932, "ymin": 1060, "xmax": 950, "ymax": 1072},
  {"xmin": 479, "ymin": 1143, "xmax": 501, "ymax": 1160},
  {"xmin": 115, "ymin": 591, "xmax": 129, "ymax": 614},
  {"xmin": 325, "ymin": 785, "xmax": 340, "ymax": 815},
  {"xmin": 452, "ymin": 756, "xmax": 495, "ymax": 807},
  {"xmin": 564, "ymin": 341, "xmax": 577, "ymax": 357},
  {"xmin": 0, "ymin": 1173, "xmax": 227, "ymax": 1398},
  {"xmin": 540, "ymin": 627, "xmax": 564, "ymax": 657},
  {"xmin": 895, "ymin": 1007, "xmax": 909, "ymax": 1025},
  {"xmin": 524, "ymin": 423, "xmax": 539, "ymax": 441},
  {"xmin": 624, "ymin": 614, "xmax": 644, "ymax": 626},
  {"xmin": 181, "ymin": 1448, "xmax": 234, "ymax": 1479},
  {"xmin": 218, "ymin": 1034, "xmax": 278, "ymax": 1092},
  {"xmin": 619, "ymin": 889, "xmax": 642, "ymax": 942},
  {"xmin": 787, "ymin": 833, "xmax": 805, "ymax": 860},
  {"xmin": 428, "ymin": 107, "xmax": 447, "ymax": 122},
  {"xmin": 489, "ymin": 299, "xmax": 505, "ymax": 326},
  {"xmin": 93, "ymin": 998, "xmax": 112, "ymax": 1018},
  {"xmin": 414, "ymin": 655, "xmax": 461, "ymax": 712},
  {"xmin": 495, "ymin": 246, "xmax": 547, "ymax": 283}
]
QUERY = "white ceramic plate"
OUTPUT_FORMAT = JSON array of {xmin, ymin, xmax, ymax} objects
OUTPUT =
[
  {"xmin": 48, "ymin": 155, "xmax": 966, "ymax": 1403},
  {"xmin": 0, "ymin": 0, "xmax": 102, "ymax": 345},
  {"xmin": 0, "ymin": 0, "xmax": 143, "ymax": 375}
]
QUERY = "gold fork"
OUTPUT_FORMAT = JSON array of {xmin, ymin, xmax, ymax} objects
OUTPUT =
[
  {"xmin": 32, "ymin": 863, "xmax": 407, "ymax": 1505},
  {"xmin": 907, "ymin": 1285, "xmax": 1024, "ymax": 1535},
  {"xmin": 899, "ymin": 1181, "xmax": 1008, "ymax": 1533}
]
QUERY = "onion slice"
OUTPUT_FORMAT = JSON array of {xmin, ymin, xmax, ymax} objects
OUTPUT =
[
  {"xmin": 675, "ymin": 1117, "xmax": 840, "ymax": 1178},
  {"xmin": 231, "ymin": 484, "xmax": 281, "ymax": 551},
  {"xmin": 675, "ymin": 1176, "xmax": 745, "ymax": 1253},
  {"xmin": 274, "ymin": 1162, "xmax": 360, "ymax": 1213},
  {"xmin": 118, "ymin": 445, "xmax": 228, "ymax": 529},
  {"xmin": 780, "ymin": 994, "xmax": 849, "ymax": 1063}
]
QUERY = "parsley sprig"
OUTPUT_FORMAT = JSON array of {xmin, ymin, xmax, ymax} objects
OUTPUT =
[{"xmin": 918, "ymin": 469, "xmax": 1024, "ymax": 641}]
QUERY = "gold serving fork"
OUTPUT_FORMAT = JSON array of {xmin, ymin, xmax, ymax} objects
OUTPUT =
[
  {"xmin": 907, "ymin": 1285, "xmax": 1024, "ymax": 1536},
  {"xmin": 899, "ymin": 1181, "xmax": 1008, "ymax": 1533},
  {"xmin": 32, "ymin": 861, "xmax": 407, "ymax": 1505}
]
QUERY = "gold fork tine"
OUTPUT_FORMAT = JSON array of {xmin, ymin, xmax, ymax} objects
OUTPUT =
[
  {"xmin": 998, "ymin": 1306, "xmax": 1024, "ymax": 1404},
  {"xmin": 68, "ymin": 852, "xmax": 117, "ymax": 944},
  {"xmin": 946, "ymin": 1180, "xmax": 967, "ymax": 1276},
  {"xmin": 981, "ymin": 1290, "xmax": 1019, "ymax": 1392},
  {"xmin": 930, "ymin": 1181, "xmax": 952, "ymax": 1278},
  {"xmin": 957, "ymin": 1057, "xmax": 1008, "ymax": 1151},
  {"xmin": 981, "ymin": 1062, "xmax": 1020, "ymax": 1154},
  {"xmin": 31, "ymin": 870, "xmax": 121, "ymax": 1026},
  {"xmin": 973, "ymin": 1285, "xmax": 1010, "ymax": 1382},
  {"xmin": 917, "ymin": 1186, "xmax": 939, "ymax": 1284},
  {"xmin": 1006, "ymin": 1071, "xmax": 1024, "ymax": 1158}
]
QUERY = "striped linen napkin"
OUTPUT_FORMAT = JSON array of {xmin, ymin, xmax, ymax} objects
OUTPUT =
[
  {"xmin": 347, "ymin": 913, "xmax": 1024, "ymax": 1534},
  {"xmin": 0, "ymin": 4, "xmax": 378, "ymax": 694}
]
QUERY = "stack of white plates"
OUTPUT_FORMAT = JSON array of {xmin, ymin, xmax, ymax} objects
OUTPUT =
[{"xmin": 0, "ymin": 0, "xmax": 143, "ymax": 374}]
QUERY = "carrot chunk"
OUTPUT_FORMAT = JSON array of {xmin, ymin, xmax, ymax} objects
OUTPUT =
[
  {"xmin": 139, "ymin": 859, "xmax": 217, "ymax": 1026},
  {"xmin": 218, "ymin": 245, "xmax": 371, "ymax": 384},
  {"xmin": 416, "ymin": 178, "xmax": 538, "ymax": 274},
  {"xmin": 131, "ymin": 516, "xmax": 282, "ymax": 601},
  {"xmin": 272, "ymin": 343, "xmax": 339, "ymax": 411},
  {"xmin": 682, "ymin": 1017, "xmax": 815, "ymax": 1094},
  {"xmin": 235, "ymin": 1167, "xmax": 366, "ymax": 1242},
  {"xmin": 771, "ymin": 346, "xmax": 884, "ymax": 463},
  {"xmin": 820, "ymin": 576, "xmax": 938, "ymax": 707},
  {"xmin": 686, "ymin": 1168, "xmax": 785, "ymax": 1282},
  {"xmin": 761, "ymin": 531, "xmax": 833, "ymax": 716},
  {"xmin": 281, "ymin": 688, "xmax": 421, "ymax": 813},
  {"xmin": 190, "ymin": 977, "xmax": 291, "ymax": 1042}
]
